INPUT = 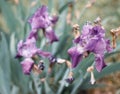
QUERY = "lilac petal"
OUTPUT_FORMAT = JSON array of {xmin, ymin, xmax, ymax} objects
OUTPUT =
[
  {"xmin": 68, "ymin": 46, "xmax": 84, "ymax": 68},
  {"xmin": 21, "ymin": 58, "xmax": 34, "ymax": 75},
  {"xmin": 86, "ymin": 38, "xmax": 106, "ymax": 55},
  {"xmin": 39, "ymin": 5, "xmax": 48, "ymax": 15},
  {"xmin": 17, "ymin": 38, "xmax": 38, "ymax": 58},
  {"xmin": 45, "ymin": 27, "xmax": 58, "ymax": 43},
  {"xmin": 90, "ymin": 26, "xmax": 105, "ymax": 37},
  {"xmin": 81, "ymin": 24, "xmax": 93, "ymax": 36},
  {"xmin": 37, "ymin": 49, "xmax": 51, "ymax": 58},
  {"xmin": 105, "ymin": 39, "xmax": 113, "ymax": 53},
  {"xmin": 85, "ymin": 38, "xmax": 96, "ymax": 52},
  {"xmin": 73, "ymin": 36, "xmax": 81, "ymax": 44},
  {"xmin": 31, "ymin": 16, "xmax": 47, "ymax": 29},
  {"xmin": 95, "ymin": 55, "xmax": 106, "ymax": 72}
]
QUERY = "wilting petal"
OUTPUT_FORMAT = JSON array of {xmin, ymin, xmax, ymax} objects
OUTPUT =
[
  {"xmin": 105, "ymin": 39, "xmax": 113, "ymax": 53},
  {"xmin": 95, "ymin": 55, "xmax": 106, "ymax": 72},
  {"xmin": 21, "ymin": 58, "xmax": 34, "ymax": 75},
  {"xmin": 37, "ymin": 49, "xmax": 51, "ymax": 58},
  {"xmin": 68, "ymin": 45, "xmax": 84, "ymax": 68},
  {"xmin": 45, "ymin": 26, "xmax": 58, "ymax": 43}
]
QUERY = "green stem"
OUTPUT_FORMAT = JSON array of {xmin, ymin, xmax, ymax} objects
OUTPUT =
[
  {"xmin": 57, "ymin": 69, "xmax": 69, "ymax": 94},
  {"xmin": 71, "ymin": 62, "xmax": 95, "ymax": 94}
]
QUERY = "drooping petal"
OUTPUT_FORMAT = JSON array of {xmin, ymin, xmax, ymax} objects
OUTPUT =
[
  {"xmin": 45, "ymin": 26, "xmax": 58, "ymax": 43},
  {"xmin": 95, "ymin": 55, "xmax": 106, "ymax": 72},
  {"xmin": 21, "ymin": 58, "xmax": 34, "ymax": 75},
  {"xmin": 68, "ymin": 45, "xmax": 84, "ymax": 68}
]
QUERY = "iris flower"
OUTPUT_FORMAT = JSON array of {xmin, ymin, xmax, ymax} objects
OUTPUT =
[
  {"xmin": 28, "ymin": 5, "xmax": 58, "ymax": 43},
  {"xmin": 16, "ymin": 37, "xmax": 52, "ymax": 75},
  {"xmin": 68, "ymin": 23, "xmax": 112, "ymax": 72}
]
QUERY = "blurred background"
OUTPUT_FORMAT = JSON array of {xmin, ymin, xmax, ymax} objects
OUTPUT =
[{"xmin": 0, "ymin": 0, "xmax": 120, "ymax": 94}]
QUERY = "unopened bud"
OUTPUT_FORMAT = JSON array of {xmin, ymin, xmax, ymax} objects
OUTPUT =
[{"xmin": 87, "ymin": 66, "xmax": 94, "ymax": 72}]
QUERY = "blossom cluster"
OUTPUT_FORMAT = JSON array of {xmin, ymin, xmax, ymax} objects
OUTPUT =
[
  {"xmin": 16, "ymin": 5, "xmax": 113, "ymax": 85},
  {"xmin": 16, "ymin": 5, "xmax": 59, "ymax": 75}
]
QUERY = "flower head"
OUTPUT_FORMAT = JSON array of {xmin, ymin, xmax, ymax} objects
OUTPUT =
[
  {"xmin": 68, "ymin": 22, "xmax": 112, "ymax": 72},
  {"xmin": 28, "ymin": 5, "xmax": 59, "ymax": 43}
]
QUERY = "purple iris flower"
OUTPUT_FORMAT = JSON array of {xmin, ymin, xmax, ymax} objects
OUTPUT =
[
  {"xmin": 28, "ymin": 5, "xmax": 58, "ymax": 43},
  {"xmin": 21, "ymin": 58, "xmax": 34, "ymax": 75},
  {"xmin": 68, "ymin": 23, "xmax": 112, "ymax": 72},
  {"xmin": 16, "ymin": 37, "xmax": 52, "ymax": 59}
]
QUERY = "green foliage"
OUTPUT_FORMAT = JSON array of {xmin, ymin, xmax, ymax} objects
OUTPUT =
[{"xmin": 0, "ymin": 0, "xmax": 120, "ymax": 94}]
